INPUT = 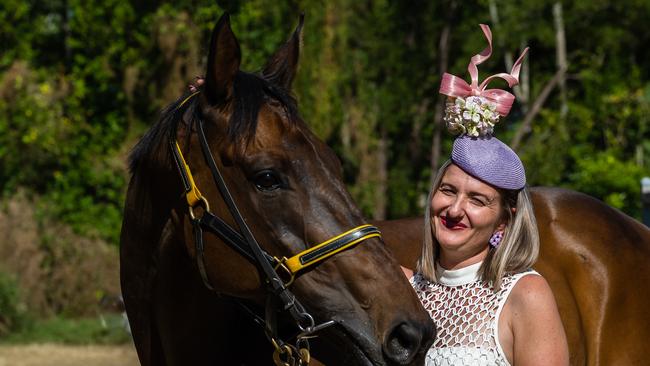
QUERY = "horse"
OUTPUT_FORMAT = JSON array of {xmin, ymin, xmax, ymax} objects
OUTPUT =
[
  {"xmin": 120, "ymin": 14, "xmax": 435, "ymax": 366},
  {"xmin": 377, "ymin": 187, "xmax": 650, "ymax": 365}
]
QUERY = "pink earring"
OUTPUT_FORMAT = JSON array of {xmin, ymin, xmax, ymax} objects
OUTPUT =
[{"xmin": 489, "ymin": 231, "xmax": 503, "ymax": 248}]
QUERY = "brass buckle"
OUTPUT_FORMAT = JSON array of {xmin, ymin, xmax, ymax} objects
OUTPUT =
[
  {"xmin": 273, "ymin": 257, "xmax": 296, "ymax": 287},
  {"xmin": 271, "ymin": 338, "xmax": 310, "ymax": 366}
]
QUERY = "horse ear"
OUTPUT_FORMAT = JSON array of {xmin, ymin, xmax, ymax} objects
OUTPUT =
[
  {"xmin": 205, "ymin": 13, "xmax": 241, "ymax": 103},
  {"xmin": 261, "ymin": 13, "xmax": 304, "ymax": 89}
]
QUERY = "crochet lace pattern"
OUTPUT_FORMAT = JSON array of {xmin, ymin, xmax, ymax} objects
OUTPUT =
[{"xmin": 410, "ymin": 270, "xmax": 537, "ymax": 366}]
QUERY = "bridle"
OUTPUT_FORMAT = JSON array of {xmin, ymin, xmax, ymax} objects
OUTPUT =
[{"xmin": 169, "ymin": 92, "xmax": 381, "ymax": 365}]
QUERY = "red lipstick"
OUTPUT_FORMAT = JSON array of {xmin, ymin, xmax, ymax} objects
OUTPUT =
[{"xmin": 440, "ymin": 216, "xmax": 467, "ymax": 229}]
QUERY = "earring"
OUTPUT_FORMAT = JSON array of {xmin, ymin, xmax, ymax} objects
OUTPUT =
[{"xmin": 489, "ymin": 231, "xmax": 503, "ymax": 248}]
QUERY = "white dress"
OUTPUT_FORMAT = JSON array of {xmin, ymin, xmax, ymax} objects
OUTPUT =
[{"xmin": 410, "ymin": 262, "xmax": 538, "ymax": 366}]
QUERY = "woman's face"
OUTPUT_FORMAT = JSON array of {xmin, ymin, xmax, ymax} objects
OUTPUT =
[{"xmin": 431, "ymin": 164, "xmax": 506, "ymax": 267}]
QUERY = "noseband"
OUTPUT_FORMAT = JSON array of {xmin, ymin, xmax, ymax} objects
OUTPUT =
[{"xmin": 169, "ymin": 92, "xmax": 381, "ymax": 365}]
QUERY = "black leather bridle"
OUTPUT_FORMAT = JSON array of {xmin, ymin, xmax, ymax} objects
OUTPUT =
[{"xmin": 169, "ymin": 92, "xmax": 381, "ymax": 365}]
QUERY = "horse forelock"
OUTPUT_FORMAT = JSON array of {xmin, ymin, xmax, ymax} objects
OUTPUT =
[
  {"xmin": 229, "ymin": 71, "xmax": 299, "ymax": 143},
  {"xmin": 127, "ymin": 71, "xmax": 299, "ymax": 175}
]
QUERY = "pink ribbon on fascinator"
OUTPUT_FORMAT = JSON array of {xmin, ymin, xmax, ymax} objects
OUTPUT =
[{"xmin": 439, "ymin": 24, "xmax": 529, "ymax": 117}]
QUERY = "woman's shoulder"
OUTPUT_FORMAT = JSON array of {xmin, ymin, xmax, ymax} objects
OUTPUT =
[
  {"xmin": 507, "ymin": 272, "xmax": 557, "ymax": 317},
  {"xmin": 504, "ymin": 273, "xmax": 570, "ymax": 364}
]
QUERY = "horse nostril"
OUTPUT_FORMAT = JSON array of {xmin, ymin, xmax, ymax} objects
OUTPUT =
[{"xmin": 383, "ymin": 322, "xmax": 422, "ymax": 365}]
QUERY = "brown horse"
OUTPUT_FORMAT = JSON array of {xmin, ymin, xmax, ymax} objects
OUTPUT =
[
  {"xmin": 120, "ymin": 14, "xmax": 434, "ymax": 366},
  {"xmin": 378, "ymin": 187, "xmax": 650, "ymax": 365}
]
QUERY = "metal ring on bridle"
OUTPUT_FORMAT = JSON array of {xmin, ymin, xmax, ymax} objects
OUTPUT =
[
  {"xmin": 188, "ymin": 195, "xmax": 210, "ymax": 220},
  {"xmin": 272, "ymin": 343, "xmax": 295, "ymax": 366},
  {"xmin": 296, "ymin": 312, "xmax": 315, "ymax": 332}
]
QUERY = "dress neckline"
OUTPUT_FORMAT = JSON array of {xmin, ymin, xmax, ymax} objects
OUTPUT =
[{"xmin": 436, "ymin": 261, "xmax": 482, "ymax": 286}]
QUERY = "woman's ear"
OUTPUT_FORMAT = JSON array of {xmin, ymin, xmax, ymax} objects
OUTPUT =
[{"xmin": 497, "ymin": 207, "xmax": 515, "ymax": 231}]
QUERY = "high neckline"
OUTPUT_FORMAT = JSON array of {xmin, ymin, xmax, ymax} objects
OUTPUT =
[{"xmin": 436, "ymin": 261, "xmax": 482, "ymax": 286}]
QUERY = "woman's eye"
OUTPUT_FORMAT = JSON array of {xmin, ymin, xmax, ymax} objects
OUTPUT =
[
  {"xmin": 253, "ymin": 170, "xmax": 282, "ymax": 191},
  {"xmin": 440, "ymin": 187, "xmax": 455, "ymax": 195},
  {"xmin": 470, "ymin": 197, "xmax": 487, "ymax": 206}
]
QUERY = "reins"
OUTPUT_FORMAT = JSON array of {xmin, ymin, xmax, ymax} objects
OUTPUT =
[{"xmin": 169, "ymin": 91, "xmax": 381, "ymax": 365}]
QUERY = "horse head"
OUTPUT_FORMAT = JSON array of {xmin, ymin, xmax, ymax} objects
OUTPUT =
[{"xmin": 123, "ymin": 13, "xmax": 434, "ymax": 366}]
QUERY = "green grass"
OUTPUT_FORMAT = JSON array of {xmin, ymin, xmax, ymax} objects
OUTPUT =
[{"xmin": 1, "ymin": 314, "xmax": 131, "ymax": 345}]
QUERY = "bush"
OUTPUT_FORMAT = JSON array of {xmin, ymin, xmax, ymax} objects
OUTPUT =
[
  {"xmin": 0, "ymin": 271, "xmax": 30, "ymax": 336},
  {"xmin": 3, "ymin": 314, "xmax": 131, "ymax": 345},
  {"xmin": 0, "ymin": 192, "xmax": 120, "ymax": 318}
]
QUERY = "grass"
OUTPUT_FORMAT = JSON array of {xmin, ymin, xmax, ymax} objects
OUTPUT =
[{"xmin": 1, "ymin": 313, "xmax": 131, "ymax": 345}]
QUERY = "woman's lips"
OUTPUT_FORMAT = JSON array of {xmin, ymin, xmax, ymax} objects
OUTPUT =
[{"xmin": 440, "ymin": 216, "xmax": 467, "ymax": 229}]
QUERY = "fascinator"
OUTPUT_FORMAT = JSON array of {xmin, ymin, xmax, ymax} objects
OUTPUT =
[{"xmin": 440, "ymin": 24, "xmax": 528, "ymax": 190}]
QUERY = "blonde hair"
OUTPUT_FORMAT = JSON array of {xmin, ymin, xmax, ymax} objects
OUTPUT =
[{"xmin": 416, "ymin": 160, "xmax": 539, "ymax": 291}]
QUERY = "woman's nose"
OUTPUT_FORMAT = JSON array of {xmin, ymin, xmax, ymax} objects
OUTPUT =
[{"xmin": 446, "ymin": 197, "xmax": 464, "ymax": 218}]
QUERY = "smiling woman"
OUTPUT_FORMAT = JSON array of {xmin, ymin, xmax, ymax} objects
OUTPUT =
[
  {"xmin": 430, "ymin": 163, "xmax": 509, "ymax": 270},
  {"xmin": 402, "ymin": 24, "xmax": 569, "ymax": 366}
]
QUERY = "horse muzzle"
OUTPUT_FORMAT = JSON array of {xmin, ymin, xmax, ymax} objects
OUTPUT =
[{"xmin": 310, "ymin": 313, "xmax": 434, "ymax": 366}]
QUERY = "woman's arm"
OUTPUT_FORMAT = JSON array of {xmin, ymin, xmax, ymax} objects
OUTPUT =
[{"xmin": 509, "ymin": 274, "xmax": 569, "ymax": 365}]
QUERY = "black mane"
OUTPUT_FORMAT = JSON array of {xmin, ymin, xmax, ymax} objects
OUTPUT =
[{"xmin": 128, "ymin": 71, "xmax": 298, "ymax": 174}]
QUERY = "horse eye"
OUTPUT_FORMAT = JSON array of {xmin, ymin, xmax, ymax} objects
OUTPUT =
[{"xmin": 253, "ymin": 170, "xmax": 282, "ymax": 191}]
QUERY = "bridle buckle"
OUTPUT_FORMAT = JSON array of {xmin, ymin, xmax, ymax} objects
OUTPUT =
[{"xmin": 273, "ymin": 257, "xmax": 296, "ymax": 287}]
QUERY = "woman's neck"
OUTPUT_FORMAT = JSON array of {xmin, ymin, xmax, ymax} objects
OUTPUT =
[
  {"xmin": 436, "ymin": 260, "xmax": 483, "ymax": 286},
  {"xmin": 439, "ymin": 246, "xmax": 489, "ymax": 270}
]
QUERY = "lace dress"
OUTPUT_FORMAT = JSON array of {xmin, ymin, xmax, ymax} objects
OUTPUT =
[{"xmin": 410, "ymin": 262, "xmax": 537, "ymax": 366}]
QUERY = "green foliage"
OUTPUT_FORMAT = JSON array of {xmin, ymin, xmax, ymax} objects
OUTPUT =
[
  {"xmin": 1, "ymin": 0, "xmax": 649, "ymax": 253},
  {"xmin": 2, "ymin": 314, "xmax": 130, "ymax": 345},
  {"xmin": 568, "ymin": 152, "xmax": 644, "ymax": 214},
  {"xmin": 0, "ymin": 272, "xmax": 30, "ymax": 337}
]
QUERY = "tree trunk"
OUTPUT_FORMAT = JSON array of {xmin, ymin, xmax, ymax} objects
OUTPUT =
[
  {"xmin": 553, "ymin": 2, "xmax": 568, "ymax": 119},
  {"xmin": 510, "ymin": 69, "xmax": 564, "ymax": 151},
  {"xmin": 511, "ymin": 2, "xmax": 568, "ymax": 151},
  {"xmin": 488, "ymin": 0, "xmax": 530, "ymax": 112},
  {"xmin": 374, "ymin": 127, "xmax": 388, "ymax": 220},
  {"xmin": 430, "ymin": 0, "xmax": 456, "ymax": 179}
]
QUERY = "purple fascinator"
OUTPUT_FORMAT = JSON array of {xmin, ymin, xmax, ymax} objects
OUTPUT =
[
  {"xmin": 451, "ymin": 135, "xmax": 525, "ymax": 190},
  {"xmin": 439, "ymin": 24, "xmax": 528, "ymax": 190}
]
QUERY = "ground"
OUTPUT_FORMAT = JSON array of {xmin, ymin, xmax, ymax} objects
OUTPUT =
[{"xmin": 0, "ymin": 344, "xmax": 139, "ymax": 366}]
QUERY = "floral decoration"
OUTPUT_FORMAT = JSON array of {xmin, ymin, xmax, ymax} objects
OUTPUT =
[{"xmin": 444, "ymin": 96, "xmax": 500, "ymax": 137}]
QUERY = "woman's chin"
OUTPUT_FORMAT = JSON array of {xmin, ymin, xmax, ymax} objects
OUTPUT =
[{"xmin": 435, "ymin": 231, "xmax": 467, "ymax": 249}]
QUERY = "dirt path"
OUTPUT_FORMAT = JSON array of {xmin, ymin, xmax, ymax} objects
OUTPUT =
[{"xmin": 0, "ymin": 344, "xmax": 139, "ymax": 366}]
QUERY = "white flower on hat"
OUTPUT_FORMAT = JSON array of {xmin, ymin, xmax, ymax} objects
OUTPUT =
[{"xmin": 444, "ymin": 96, "xmax": 500, "ymax": 137}]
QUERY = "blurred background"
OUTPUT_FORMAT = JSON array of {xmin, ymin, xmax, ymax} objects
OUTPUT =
[{"xmin": 1, "ymin": 0, "xmax": 649, "ymax": 363}]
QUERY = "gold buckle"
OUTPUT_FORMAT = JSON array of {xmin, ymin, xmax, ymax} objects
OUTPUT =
[
  {"xmin": 270, "ymin": 338, "xmax": 309, "ymax": 366},
  {"xmin": 273, "ymin": 257, "xmax": 296, "ymax": 287},
  {"xmin": 272, "ymin": 343, "xmax": 294, "ymax": 366}
]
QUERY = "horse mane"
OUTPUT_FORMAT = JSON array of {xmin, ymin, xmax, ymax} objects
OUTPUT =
[{"xmin": 128, "ymin": 71, "xmax": 298, "ymax": 174}]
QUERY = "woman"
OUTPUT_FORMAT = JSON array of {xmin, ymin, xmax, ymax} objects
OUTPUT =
[{"xmin": 402, "ymin": 25, "xmax": 569, "ymax": 365}]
